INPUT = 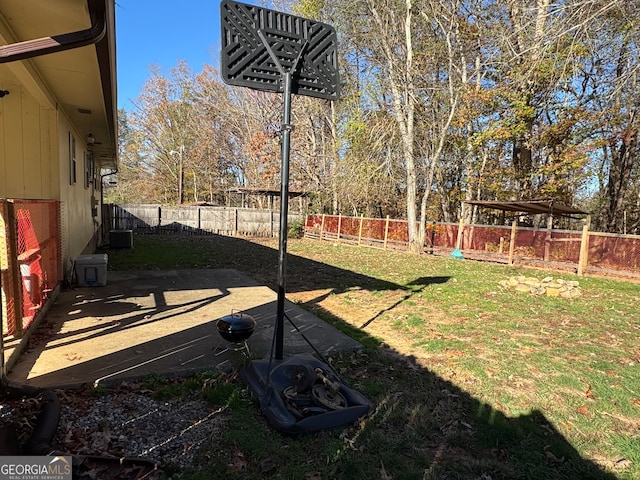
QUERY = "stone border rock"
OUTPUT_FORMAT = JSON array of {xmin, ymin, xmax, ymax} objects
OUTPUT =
[{"xmin": 499, "ymin": 275, "xmax": 582, "ymax": 298}]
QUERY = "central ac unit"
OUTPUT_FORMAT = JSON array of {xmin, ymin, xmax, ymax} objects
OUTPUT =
[{"xmin": 109, "ymin": 229, "xmax": 133, "ymax": 249}]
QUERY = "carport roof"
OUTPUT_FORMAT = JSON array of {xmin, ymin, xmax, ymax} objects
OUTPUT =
[
  {"xmin": 228, "ymin": 187, "xmax": 308, "ymax": 198},
  {"xmin": 464, "ymin": 200, "xmax": 588, "ymax": 218}
]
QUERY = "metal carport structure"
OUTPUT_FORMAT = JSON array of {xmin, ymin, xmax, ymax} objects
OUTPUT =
[{"xmin": 455, "ymin": 200, "xmax": 590, "ymax": 273}]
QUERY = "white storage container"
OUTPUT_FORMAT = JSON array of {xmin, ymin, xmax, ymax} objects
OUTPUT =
[{"xmin": 75, "ymin": 254, "xmax": 108, "ymax": 286}]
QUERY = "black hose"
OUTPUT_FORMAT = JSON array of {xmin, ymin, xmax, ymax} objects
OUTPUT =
[
  {"xmin": 22, "ymin": 388, "xmax": 60, "ymax": 455},
  {"xmin": 0, "ymin": 382, "xmax": 60, "ymax": 456}
]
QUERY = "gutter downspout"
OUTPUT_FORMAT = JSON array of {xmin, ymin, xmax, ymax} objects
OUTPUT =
[
  {"xmin": 0, "ymin": 0, "xmax": 106, "ymax": 64},
  {"xmin": 100, "ymin": 168, "xmax": 118, "ymax": 245}
]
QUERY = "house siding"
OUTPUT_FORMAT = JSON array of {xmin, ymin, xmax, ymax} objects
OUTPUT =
[
  {"xmin": 57, "ymin": 114, "xmax": 100, "ymax": 277},
  {"xmin": 0, "ymin": 77, "xmax": 57, "ymax": 200},
  {"xmin": 1, "ymin": 69, "xmax": 100, "ymax": 281}
]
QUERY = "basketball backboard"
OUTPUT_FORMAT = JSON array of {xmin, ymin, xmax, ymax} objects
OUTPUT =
[{"xmin": 220, "ymin": 0, "xmax": 340, "ymax": 100}]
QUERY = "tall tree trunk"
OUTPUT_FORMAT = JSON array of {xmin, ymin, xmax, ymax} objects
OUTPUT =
[
  {"xmin": 369, "ymin": 0, "xmax": 421, "ymax": 252},
  {"xmin": 330, "ymin": 100, "xmax": 340, "ymax": 215},
  {"xmin": 507, "ymin": 0, "xmax": 551, "ymax": 198},
  {"xmin": 605, "ymin": 131, "xmax": 638, "ymax": 232}
]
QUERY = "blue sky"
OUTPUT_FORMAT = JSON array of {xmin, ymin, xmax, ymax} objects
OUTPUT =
[{"xmin": 115, "ymin": 0, "xmax": 222, "ymax": 111}]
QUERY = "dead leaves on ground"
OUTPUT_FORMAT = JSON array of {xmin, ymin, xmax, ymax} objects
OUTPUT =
[
  {"xmin": 576, "ymin": 405, "xmax": 591, "ymax": 417},
  {"xmin": 227, "ymin": 445, "xmax": 248, "ymax": 474},
  {"xmin": 585, "ymin": 384, "xmax": 597, "ymax": 400}
]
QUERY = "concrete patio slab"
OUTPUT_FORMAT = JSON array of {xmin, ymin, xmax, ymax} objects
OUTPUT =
[{"xmin": 5, "ymin": 269, "xmax": 362, "ymax": 389}]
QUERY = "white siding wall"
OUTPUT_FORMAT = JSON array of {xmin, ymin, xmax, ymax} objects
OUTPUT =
[
  {"xmin": 57, "ymin": 115, "xmax": 100, "ymax": 277},
  {"xmin": 0, "ymin": 68, "xmax": 99, "ymax": 279}
]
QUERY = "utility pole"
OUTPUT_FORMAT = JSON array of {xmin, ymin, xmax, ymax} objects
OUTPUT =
[{"xmin": 170, "ymin": 146, "xmax": 185, "ymax": 204}]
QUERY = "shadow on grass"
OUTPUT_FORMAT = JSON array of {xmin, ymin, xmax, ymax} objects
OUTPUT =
[
  {"xmin": 105, "ymin": 232, "xmax": 402, "ymax": 295},
  {"xmin": 94, "ymin": 234, "xmax": 620, "ymax": 478},
  {"xmin": 303, "ymin": 300, "xmax": 617, "ymax": 479}
]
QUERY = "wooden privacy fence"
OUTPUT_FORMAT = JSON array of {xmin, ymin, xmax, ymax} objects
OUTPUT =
[
  {"xmin": 304, "ymin": 214, "xmax": 640, "ymax": 279},
  {"xmin": 108, "ymin": 204, "xmax": 303, "ymax": 237}
]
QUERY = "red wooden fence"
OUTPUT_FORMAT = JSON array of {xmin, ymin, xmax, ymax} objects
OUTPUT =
[{"xmin": 305, "ymin": 214, "xmax": 640, "ymax": 279}]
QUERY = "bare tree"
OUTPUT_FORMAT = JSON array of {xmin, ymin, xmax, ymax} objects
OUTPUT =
[
  {"xmin": 114, "ymin": 0, "xmax": 638, "ymax": 234},
  {"xmin": 329, "ymin": 0, "xmax": 470, "ymax": 250},
  {"xmin": 129, "ymin": 61, "xmax": 198, "ymax": 204},
  {"xmin": 582, "ymin": 2, "xmax": 640, "ymax": 232}
]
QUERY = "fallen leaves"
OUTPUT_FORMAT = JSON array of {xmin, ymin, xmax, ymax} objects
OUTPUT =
[
  {"xmin": 445, "ymin": 349, "xmax": 464, "ymax": 358},
  {"xmin": 65, "ymin": 352, "xmax": 83, "ymax": 361},
  {"xmin": 78, "ymin": 458, "xmax": 109, "ymax": 480},
  {"xmin": 576, "ymin": 405, "xmax": 590, "ymax": 417},
  {"xmin": 227, "ymin": 445, "xmax": 248, "ymax": 474},
  {"xmin": 1, "ymin": 395, "xmax": 43, "ymax": 444},
  {"xmin": 52, "ymin": 382, "xmax": 229, "ymax": 474},
  {"xmin": 519, "ymin": 345, "xmax": 536, "ymax": 354},
  {"xmin": 260, "ymin": 457, "xmax": 278, "ymax": 475},
  {"xmin": 90, "ymin": 427, "xmax": 114, "ymax": 452}
]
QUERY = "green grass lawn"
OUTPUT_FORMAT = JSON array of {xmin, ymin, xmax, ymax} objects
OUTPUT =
[{"xmin": 106, "ymin": 234, "xmax": 640, "ymax": 479}]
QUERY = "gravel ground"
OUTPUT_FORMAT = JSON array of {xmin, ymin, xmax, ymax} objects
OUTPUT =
[{"xmin": 3, "ymin": 379, "xmax": 230, "ymax": 479}]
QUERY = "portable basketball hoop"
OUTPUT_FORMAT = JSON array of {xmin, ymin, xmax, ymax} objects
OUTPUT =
[
  {"xmin": 220, "ymin": 0, "xmax": 369, "ymax": 434},
  {"xmin": 221, "ymin": 0, "xmax": 339, "ymax": 360}
]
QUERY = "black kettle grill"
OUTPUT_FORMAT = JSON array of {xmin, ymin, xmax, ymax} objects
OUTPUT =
[{"xmin": 214, "ymin": 311, "xmax": 256, "ymax": 356}]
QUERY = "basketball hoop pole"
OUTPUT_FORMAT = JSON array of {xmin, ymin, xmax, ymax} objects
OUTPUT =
[
  {"xmin": 222, "ymin": 0, "xmax": 338, "ymax": 360},
  {"xmin": 257, "ymin": 31, "xmax": 306, "ymax": 360},
  {"xmin": 275, "ymin": 70, "xmax": 292, "ymax": 360}
]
